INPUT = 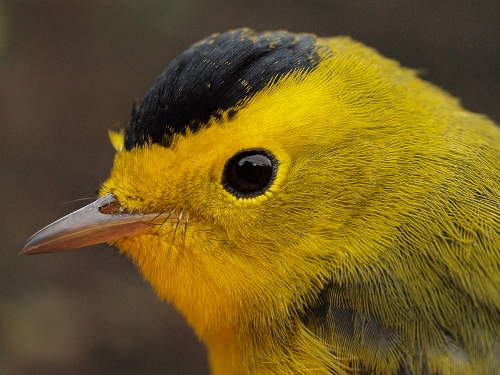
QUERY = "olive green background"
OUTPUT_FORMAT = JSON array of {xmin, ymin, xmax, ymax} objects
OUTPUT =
[{"xmin": 1, "ymin": 1, "xmax": 499, "ymax": 374}]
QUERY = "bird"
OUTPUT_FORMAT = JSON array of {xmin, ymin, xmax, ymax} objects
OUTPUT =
[{"xmin": 22, "ymin": 28, "xmax": 500, "ymax": 374}]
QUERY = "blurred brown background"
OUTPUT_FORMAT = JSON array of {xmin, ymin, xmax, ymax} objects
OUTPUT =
[{"xmin": 0, "ymin": 1, "xmax": 499, "ymax": 374}]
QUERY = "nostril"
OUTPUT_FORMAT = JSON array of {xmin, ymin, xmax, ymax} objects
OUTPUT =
[{"xmin": 99, "ymin": 200, "xmax": 123, "ymax": 215}]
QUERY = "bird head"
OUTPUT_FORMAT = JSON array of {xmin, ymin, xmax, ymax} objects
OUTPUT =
[{"xmin": 22, "ymin": 28, "xmax": 455, "ymax": 349}]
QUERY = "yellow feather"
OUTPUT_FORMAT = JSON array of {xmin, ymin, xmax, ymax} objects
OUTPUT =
[
  {"xmin": 108, "ymin": 128, "xmax": 125, "ymax": 152},
  {"xmin": 100, "ymin": 36, "xmax": 500, "ymax": 374},
  {"xmin": 24, "ymin": 30, "xmax": 500, "ymax": 374}
]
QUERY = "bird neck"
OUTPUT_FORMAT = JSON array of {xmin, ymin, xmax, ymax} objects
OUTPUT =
[
  {"xmin": 203, "ymin": 327, "xmax": 242, "ymax": 374},
  {"xmin": 201, "ymin": 317, "xmax": 335, "ymax": 375}
]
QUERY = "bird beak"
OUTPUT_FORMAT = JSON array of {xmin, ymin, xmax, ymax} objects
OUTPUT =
[{"xmin": 21, "ymin": 193, "xmax": 166, "ymax": 255}]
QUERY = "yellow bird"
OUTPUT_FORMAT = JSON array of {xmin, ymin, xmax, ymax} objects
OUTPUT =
[{"xmin": 22, "ymin": 29, "xmax": 500, "ymax": 374}]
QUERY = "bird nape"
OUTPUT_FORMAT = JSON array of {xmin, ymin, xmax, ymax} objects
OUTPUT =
[{"xmin": 22, "ymin": 28, "xmax": 500, "ymax": 375}]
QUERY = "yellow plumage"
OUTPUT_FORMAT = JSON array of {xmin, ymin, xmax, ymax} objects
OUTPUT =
[{"xmin": 22, "ymin": 30, "xmax": 500, "ymax": 374}]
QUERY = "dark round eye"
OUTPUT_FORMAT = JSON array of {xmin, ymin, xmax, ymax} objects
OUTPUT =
[{"xmin": 222, "ymin": 149, "xmax": 278, "ymax": 198}]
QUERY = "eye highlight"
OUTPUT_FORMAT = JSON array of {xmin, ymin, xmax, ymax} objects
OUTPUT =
[{"xmin": 222, "ymin": 149, "xmax": 278, "ymax": 198}]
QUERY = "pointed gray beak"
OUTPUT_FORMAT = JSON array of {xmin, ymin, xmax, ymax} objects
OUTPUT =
[{"xmin": 21, "ymin": 194, "xmax": 167, "ymax": 254}]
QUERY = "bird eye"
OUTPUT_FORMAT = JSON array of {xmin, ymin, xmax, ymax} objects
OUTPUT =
[{"xmin": 222, "ymin": 149, "xmax": 278, "ymax": 198}]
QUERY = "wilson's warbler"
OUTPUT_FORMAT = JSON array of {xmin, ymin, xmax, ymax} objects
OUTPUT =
[{"xmin": 22, "ymin": 29, "xmax": 500, "ymax": 374}]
